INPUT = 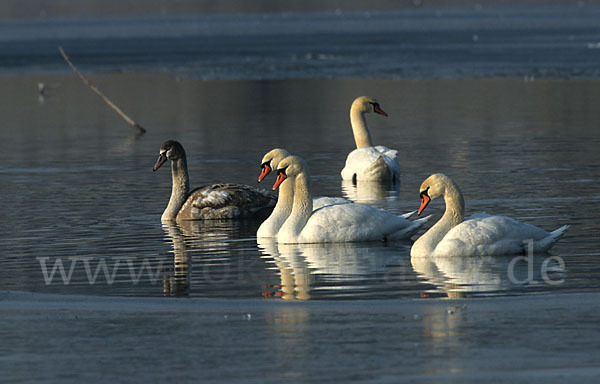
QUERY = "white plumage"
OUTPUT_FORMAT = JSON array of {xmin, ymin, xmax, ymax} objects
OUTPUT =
[
  {"xmin": 432, "ymin": 213, "xmax": 568, "ymax": 257},
  {"xmin": 197, "ymin": 190, "xmax": 231, "ymax": 206},
  {"xmin": 274, "ymin": 155, "xmax": 429, "ymax": 244},
  {"xmin": 341, "ymin": 145, "xmax": 401, "ymax": 182},
  {"xmin": 340, "ymin": 96, "xmax": 400, "ymax": 183},
  {"xmin": 411, "ymin": 174, "xmax": 569, "ymax": 257},
  {"xmin": 257, "ymin": 148, "xmax": 351, "ymax": 238}
]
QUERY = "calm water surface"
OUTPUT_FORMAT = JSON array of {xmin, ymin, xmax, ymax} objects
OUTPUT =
[
  {"xmin": 1, "ymin": 74, "xmax": 598, "ymax": 299},
  {"xmin": 2, "ymin": 4, "xmax": 600, "ymax": 78}
]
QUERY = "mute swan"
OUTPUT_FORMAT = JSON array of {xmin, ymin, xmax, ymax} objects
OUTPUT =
[
  {"xmin": 257, "ymin": 148, "xmax": 350, "ymax": 237},
  {"xmin": 153, "ymin": 140, "xmax": 275, "ymax": 221},
  {"xmin": 341, "ymin": 96, "xmax": 400, "ymax": 183},
  {"xmin": 273, "ymin": 155, "xmax": 430, "ymax": 244},
  {"xmin": 411, "ymin": 174, "xmax": 570, "ymax": 257}
]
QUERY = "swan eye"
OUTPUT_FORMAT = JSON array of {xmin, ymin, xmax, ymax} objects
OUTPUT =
[
  {"xmin": 369, "ymin": 102, "xmax": 388, "ymax": 116},
  {"xmin": 258, "ymin": 161, "xmax": 272, "ymax": 182},
  {"xmin": 272, "ymin": 167, "xmax": 288, "ymax": 190},
  {"xmin": 420, "ymin": 186, "xmax": 430, "ymax": 199},
  {"xmin": 276, "ymin": 167, "xmax": 287, "ymax": 177},
  {"xmin": 418, "ymin": 187, "xmax": 431, "ymax": 215}
]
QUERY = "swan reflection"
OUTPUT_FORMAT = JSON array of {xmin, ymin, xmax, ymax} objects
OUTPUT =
[
  {"xmin": 258, "ymin": 240, "xmax": 312, "ymax": 300},
  {"xmin": 301, "ymin": 243, "xmax": 396, "ymax": 279},
  {"xmin": 341, "ymin": 179, "xmax": 399, "ymax": 204},
  {"xmin": 161, "ymin": 220, "xmax": 267, "ymax": 297},
  {"xmin": 172, "ymin": 219, "xmax": 253, "ymax": 250},
  {"xmin": 258, "ymin": 239, "xmax": 407, "ymax": 299},
  {"xmin": 161, "ymin": 222, "xmax": 191, "ymax": 297},
  {"xmin": 411, "ymin": 253, "xmax": 566, "ymax": 298}
]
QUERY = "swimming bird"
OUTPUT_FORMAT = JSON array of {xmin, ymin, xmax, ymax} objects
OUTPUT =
[
  {"xmin": 341, "ymin": 96, "xmax": 400, "ymax": 183},
  {"xmin": 411, "ymin": 173, "xmax": 570, "ymax": 257},
  {"xmin": 153, "ymin": 140, "xmax": 275, "ymax": 221},
  {"xmin": 273, "ymin": 155, "xmax": 429, "ymax": 244},
  {"xmin": 257, "ymin": 148, "xmax": 350, "ymax": 238}
]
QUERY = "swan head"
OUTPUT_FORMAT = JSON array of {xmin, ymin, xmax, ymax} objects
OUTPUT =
[
  {"xmin": 351, "ymin": 96, "xmax": 388, "ymax": 117},
  {"xmin": 272, "ymin": 155, "xmax": 307, "ymax": 190},
  {"xmin": 259, "ymin": 148, "xmax": 291, "ymax": 183},
  {"xmin": 417, "ymin": 173, "xmax": 452, "ymax": 215},
  {"xmin": 153, "ymin": 140, "xmax": 186, "ymax": 171}
]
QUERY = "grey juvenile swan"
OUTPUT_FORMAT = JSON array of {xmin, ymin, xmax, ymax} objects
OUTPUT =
[{"xmin": 153, "ymin": 140, "xmax": 276, "ymax": 221}]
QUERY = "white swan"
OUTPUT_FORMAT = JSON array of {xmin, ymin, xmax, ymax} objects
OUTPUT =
[
  {"xmin": 257, "ymin": 148, "xmax": 350, "ymax": 237},
  {"xmin": 273, "ymin": 155, "xmax": 430, "ymax": 244},
  {"xmin": 411, "ymin": 174, "xmax": 570, "ymax": 257},
  {"xmin": 153, "ymin": 140, "xmax": 275, "ymax": 221},
  {"xmin": 341, "ymin": 96, "xmax": 400, "ymax": 183}
]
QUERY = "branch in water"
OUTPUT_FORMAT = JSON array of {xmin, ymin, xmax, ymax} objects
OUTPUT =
[{"xmin": 58, "ymin": 46, "xmax": 146, "ymax": 135}]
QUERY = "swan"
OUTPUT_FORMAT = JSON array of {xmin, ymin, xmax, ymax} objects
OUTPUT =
[
  {"xmin": 257, "ymin": 148, "xmax": 350, "ymax": 237},
  {"xmin": 153, "ymin": 140, "xmax": 275, "ymax": 221},
  {"xmin": 411, "ymin": 173, "xmax": 570, "ymax": 257},
  {"xmin": 273, "ymin": 155, "xmax": 430, "ymax": 244},
  {"xmin": 341, "ymin": 96, "xmax": 400, "ymax": 183}
]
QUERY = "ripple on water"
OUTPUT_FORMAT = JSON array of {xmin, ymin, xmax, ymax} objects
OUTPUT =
[{"xmin": 1, "ymin": 75, "xmax": 599, "ymax": 300}]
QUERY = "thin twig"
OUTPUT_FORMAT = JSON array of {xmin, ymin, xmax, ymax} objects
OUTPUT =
[{"xmin": 58, "ymin": 46, "xmax": 146, "ymax": 135}]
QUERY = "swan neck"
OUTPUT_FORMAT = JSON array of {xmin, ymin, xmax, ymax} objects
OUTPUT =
[
  {"xmin": 283, "ymin": 172, "xmax": 314, "ymax": 238},
  {"xmin": 162, "ymin": 158, "xmax": 190, "ymax": 221},
  {"xmin": 257, "ymin": 175, "xmax": 294, "ymax": 236},
  {"xmin": 442, "ymin": 183, "xmax": 465, "ymax": 228},
  {"xmin": 412, "ymin": 181, "xmax": 465, "ymax": 256},
  {"xmin": 350, "ymin": 108, "xmax": 373, "ymax": 148}
]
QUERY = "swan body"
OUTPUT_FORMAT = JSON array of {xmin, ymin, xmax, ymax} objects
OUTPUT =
[
  {"xmin": 411, "ymin": 174, "xmax": 569, "ymax": 257},
  {"xmin": 257, "ymin": 148, "xmax": 350, "ymax": 238},
  {"xmin": 341, "ymin": 96, "xmax": 400, "ymax": 183},
  {"xmin": 154, "ymin": 140, "xmax": 275, "ymax": 221},
  {"xmin": 273, "ymin": 155, "xmax": 429, "ymax": 244},
  {"xmin": 341, "ymin": 146, "xmax": 400, "ymax": 182}
]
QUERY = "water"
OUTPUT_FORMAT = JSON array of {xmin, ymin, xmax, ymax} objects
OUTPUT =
[
  {"xmin": 1, "ymin": 5, "xmax": 600, "ymax": 301},
  {"xmin": 1, "ymin": 73, "xmax": 599, "ymax": 300},
  {"xmin": 3, "ymin": 7, "xmax": 600, "ymax": 383},
  {"xmin": 2, "ymin": 4, "xmax": 600, "ymax": 78}
]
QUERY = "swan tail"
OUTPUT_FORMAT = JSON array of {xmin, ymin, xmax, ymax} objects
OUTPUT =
[
  {"xmin": 387, "ymin": 215, "xmax": 432, "ymax": 240},
  {"xmin": 533, "ymin": 225, "xmax": 570, "ymax": 252},
  {"xmin": 363, "ymin": 156, "xmax": 391, "ymax": 181}
]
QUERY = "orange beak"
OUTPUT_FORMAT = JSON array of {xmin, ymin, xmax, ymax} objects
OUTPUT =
[
  {"xmin": 273, "ymin": 171, "xmax": 287, "ymax": 190},
  {"xmin": 418, "ymin": 192, "xmax": 431, "ymax": 216},
  {"xmin": 374, "ymin": 105, "xmax": 388, "ymax": 117},
  {"xmin": 258, "ymin": 163, "xmax": 271, "ymax": 183}
]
